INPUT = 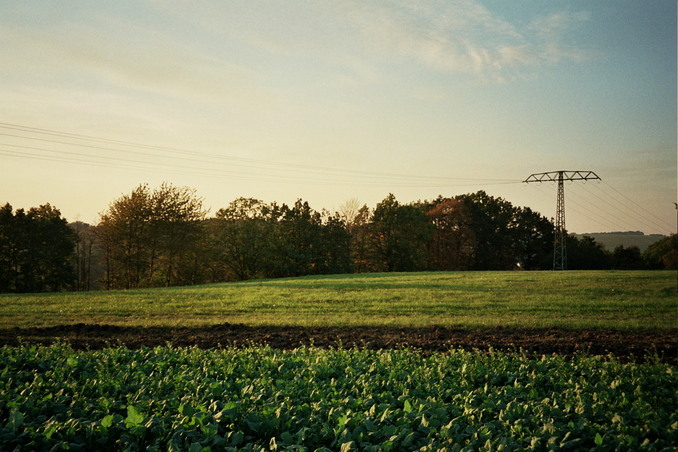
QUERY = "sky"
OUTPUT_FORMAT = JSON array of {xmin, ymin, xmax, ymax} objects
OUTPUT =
[{"xmin": 0, "ymin": 0, "xmax": 676, "ymax": 235}]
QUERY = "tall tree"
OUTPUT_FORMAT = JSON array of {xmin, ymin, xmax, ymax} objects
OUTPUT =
[
  {"xmin": 70, "ymin": 221, "xmax": 102, "ymax": 291},
  {"xmin": 426, "ymin": 198, "xmax": 475, "ymax": 270},
  {"xmin": 0, "ymin": 203, "xmax": 76, "ymax": 292},
  {"xmin": 347, "ymin": 204, "xmax": 373, "ymax": 274},
  {"xmin": 0, "ymin": 203, "xmax": 18, "ymax": 291},
  {"xmin": 455, "ymin": 191, "xmax": 515, "ymax": 270},
  {"xmin": 213, "ymin": 198, "xmax": 274, "ymax": 281},
  {"xmin": 643, "ymin": 234, "xmax": 678, "ymax": 269},
  {"xmin": 98, "ymin": 184, "xmax": 153, "ymax": 289},
  {"xmin": 150, "ymin": 183, "xmax": 207, "ymax": 286},
  {"xmin": 510, "ymin": 206, "xmax": 554, "ymax": 270},
  {"xmin": 371, "ymin": 194, "xmax": 433, "ymax": 272},
  {"xmin": 269, "ymin": 200, "xmax": 323, "ymax": 277},
  {"xmin": 338, "ymin": 198, "xmax": 362, "ymax": 232},
  {"xmin": 97, "ymin": 183, "xmax": 206, "ymax": 289},
  {"xmin": 455, "ymin": 191, "xmax": 553, "ymax": 270},
  {"xmin": 566, "ymin": 235, "xmax": 610, "ymax": 270},
  {"xmin": 317, "ymin": 210, "xmax": 352, "ymax": 275},
  {"xmin": 29, "ymin": 204, "xmax": 77, "ymax": 291}
]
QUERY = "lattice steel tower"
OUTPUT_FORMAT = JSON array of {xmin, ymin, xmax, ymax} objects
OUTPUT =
[{"xmin": 524, "ymin": 170, "xmax": 601, "ymax": 270}]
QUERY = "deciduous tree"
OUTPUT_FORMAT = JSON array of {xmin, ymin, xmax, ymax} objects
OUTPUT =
[
  {"xmin": 566, "ymin": 235, "xmax": 610, "ymax": 270},
  {"xmin": 426, "ymin": 198, "xmax": 475, "ymax": 270},
  {"xmin": 269, "ymin": 200, "xmax": 323, "ymax": 277},
  {"xmin": 455, "ymin": 191, "xmax": 553, "ymax": 270},
  {"xmin": 97, "ymin": 183, "xmax": 206, "ymax": 289},
  {"xmin": 643, "ymin": 234, "xmax": 678, "ymax": 269},
  {"xmin": 371, "ymin": 194, "xmax": 433, "ymax": 272},
  {"xmin": 213, "ymin": 198, "xmax": 274, "ymax": 281},
  {"xmin": 70, "ymin": 221, "xmax": 103, "ymax": 291},
  {"xmin": 0, "ymin": 203, "xmax": 76, "ymax": 292}
]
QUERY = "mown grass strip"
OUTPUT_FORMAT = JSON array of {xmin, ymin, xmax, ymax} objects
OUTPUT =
[{"xmin": 0, "ymin": 271, "xmax": 676, "ymax": 330}]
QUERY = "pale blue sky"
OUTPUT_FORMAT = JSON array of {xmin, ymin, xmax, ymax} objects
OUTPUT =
[{"xmin": 0, "ymin": 0, "xmax": 675, "ymax": 234}]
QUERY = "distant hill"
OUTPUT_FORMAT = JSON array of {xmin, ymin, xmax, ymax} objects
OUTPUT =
[{"xmin": 573, "ymin": 231, "xmax": 666, "ymax": 252}]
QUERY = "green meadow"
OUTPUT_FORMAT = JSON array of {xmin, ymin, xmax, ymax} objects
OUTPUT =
[
  {"xmin": 1, "ymin": 271, "xmax": 675, "ymax": 330},
  {"xmin": 2, "ymin": 271, "xmax": 677, "ymax": 450}
]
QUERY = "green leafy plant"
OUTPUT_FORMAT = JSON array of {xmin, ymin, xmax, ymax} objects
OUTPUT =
[{"xmin": 1, "ymin": 344, "xmax": 676, "ymax": 450}]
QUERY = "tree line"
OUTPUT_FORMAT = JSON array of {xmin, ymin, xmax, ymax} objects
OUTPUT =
[{"xmin": 1, "ymin": 183, "xmax": 676, "ymax": 292}]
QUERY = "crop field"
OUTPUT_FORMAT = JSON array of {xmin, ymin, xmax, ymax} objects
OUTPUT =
[
  {"xmin": 1, "ymin": 271, "xmax": 677, "ymax": 449},
  {"xmin": 1, "ymin": 344, "xmax": 676, "ymax": 450}
]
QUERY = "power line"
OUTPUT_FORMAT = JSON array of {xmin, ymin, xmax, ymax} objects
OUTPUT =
[
  {"xmin": 524, "ymin": 170, "xmax": 601, "ymax": 270},
  {"xmin": 562, "ymin": 187, "xmax": 629, "ymax": 231},
  {"xmin": 571, "ymin": 184, "xmax": 649, "ymax": 230},
  {"xmin": 599, "ymin": 181, "xmax": 674, "ymax": 231},
  {"xmin": 0, "ymin": 144, "xmax": 520, "ymax": 189},
  {"xmin": 5, "ymin": 122, "xmax": 670, "ymax": 234},
  {"xmin": 534, "ymin": 181, "xmax": 644, "ymax": 233},
  {"xmin": 0, "ymin": 122, "xmax": 517, "ymax": 186},
  {"xmin": 569, "ymin": 181, "xmax": 674, "ymax": 233},
  {"xmin": 524, "ymin": 171, "xmax": 673, "ymax": 235}
]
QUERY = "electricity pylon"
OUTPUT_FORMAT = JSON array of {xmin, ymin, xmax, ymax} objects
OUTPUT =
[{"xmin": 524, "ymin": 170, "xmax": 601, "ymax": 270}]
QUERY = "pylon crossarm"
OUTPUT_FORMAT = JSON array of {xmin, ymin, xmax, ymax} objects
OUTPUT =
[
  {"xmin": 523, "ymin": 171, "xmax": 601, "ymax": 183},
  {"xmin": 524, "ymin": 169, "xmax": 601, "ymax": 270}
]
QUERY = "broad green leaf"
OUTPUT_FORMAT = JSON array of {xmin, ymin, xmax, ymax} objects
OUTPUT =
[
  {"xmin": 8, "ymin": 409, "xmax": 24, "ymax": 432},
  {"xmin": 126, "ymin": 405, "xmax": 145, "ymax": 426},
  {"xmin": 280, "ymin": 431, "xmax": 294, "ymax": 445},
  {"xmin": 0, "ymin": 344, "xmax": 676, "ymax": 451},
  {"xmin": 340, "ymin": 441, "xmax": 355, "ymax": 452},
  {"xmin": 101, "ymin": 414, "xmax": 115, "ymax": 428},
  {"xmin": 43, "ymin": 423, "xmax": 58, "ymax": 439},
  {"xmin": 229, "ymin": 431, "xmax": 244, "ymax": 446},
  {"xmin": 178, "ymin": 404, "xmax": 194, "ymax": 416}
]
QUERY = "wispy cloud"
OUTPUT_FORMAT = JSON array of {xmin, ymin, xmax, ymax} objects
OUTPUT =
[
  {"xmin": 529, "ymin": 11, "xmax": 594, "ymax": 63},
  {"xmin": 152, "ymin": 0, "xmax": 594, "ymax": 86},
  {"xmin": 0, "ymin": 19, "xmax": 274, "ymax": 109},
  {"xmin": 0, "ymin": 0, "xmax": 596, "ymax": 107},
  {"xmin": 330, "ymin": 0, "xmax": 594, "ymax": 80}
]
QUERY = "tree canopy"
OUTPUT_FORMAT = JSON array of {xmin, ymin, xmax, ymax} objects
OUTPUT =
[
  {"xmin": 97, "ymin": 183, "xmax": 206, "ymax": 289},
  {"xmin": 0, "ymin": 203, "xmax": 76, "ymax": 292},
  {"xmin": 2, "ymin": 184, "xmax": 674, "ymax": 292}
]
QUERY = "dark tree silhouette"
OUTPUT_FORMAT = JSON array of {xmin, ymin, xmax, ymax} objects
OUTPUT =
[{"xmin": 0, "ymin": 203, "xmax": 76, "ymax": 293}]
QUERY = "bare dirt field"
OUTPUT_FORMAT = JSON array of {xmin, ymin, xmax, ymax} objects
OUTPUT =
[{"xmin": 1, "ymin": 323, "xmax": 675, "ymax": 363}]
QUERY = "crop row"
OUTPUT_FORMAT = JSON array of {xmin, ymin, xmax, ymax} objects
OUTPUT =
[{"xmin": 1, "ymin": 344, "xmax": 676, "ymax": 451}]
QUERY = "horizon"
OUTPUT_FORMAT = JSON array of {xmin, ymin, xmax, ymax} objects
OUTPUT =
[
  {"xmin": 11, "ymin": 184, "xmax": 673, "ymax": 238},
  {"xmin": 1, "ymin": 1, "xmax": 676, "ymax": 235}
]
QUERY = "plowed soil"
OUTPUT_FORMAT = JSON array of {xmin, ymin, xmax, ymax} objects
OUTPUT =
[{"xmin": 1, "ymin": 323, "xmax": 675, "ymax": 362}]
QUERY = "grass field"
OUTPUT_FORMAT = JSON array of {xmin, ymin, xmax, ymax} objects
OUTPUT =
[
  {"xmin": 1, "ymin": 270, "xmax": 676, "ymax": 330},
  {"xmin": 2, "ymin": 271, "xmax": 676, "ymax": 450}
]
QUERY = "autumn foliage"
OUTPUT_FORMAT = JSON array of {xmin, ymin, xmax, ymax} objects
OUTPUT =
[{"xmin": 2, "ymin": 183, "xmax": 675, "ymax": 292}]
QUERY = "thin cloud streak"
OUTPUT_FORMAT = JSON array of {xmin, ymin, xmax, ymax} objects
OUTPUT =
[
  {"xmin": 0, "ymin": 22, "xmax": 273, "ymax": 109},
  {"xmin": 154, "ymin": 0, "xmax": 595, "ymax": 84},
  {"xmin": 0, "ymin": 1, "xmax": 673, "ymax": 234},
  {"xmin": 327, "ymin": 0, "xmax": 594, "ymax": 80}
]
